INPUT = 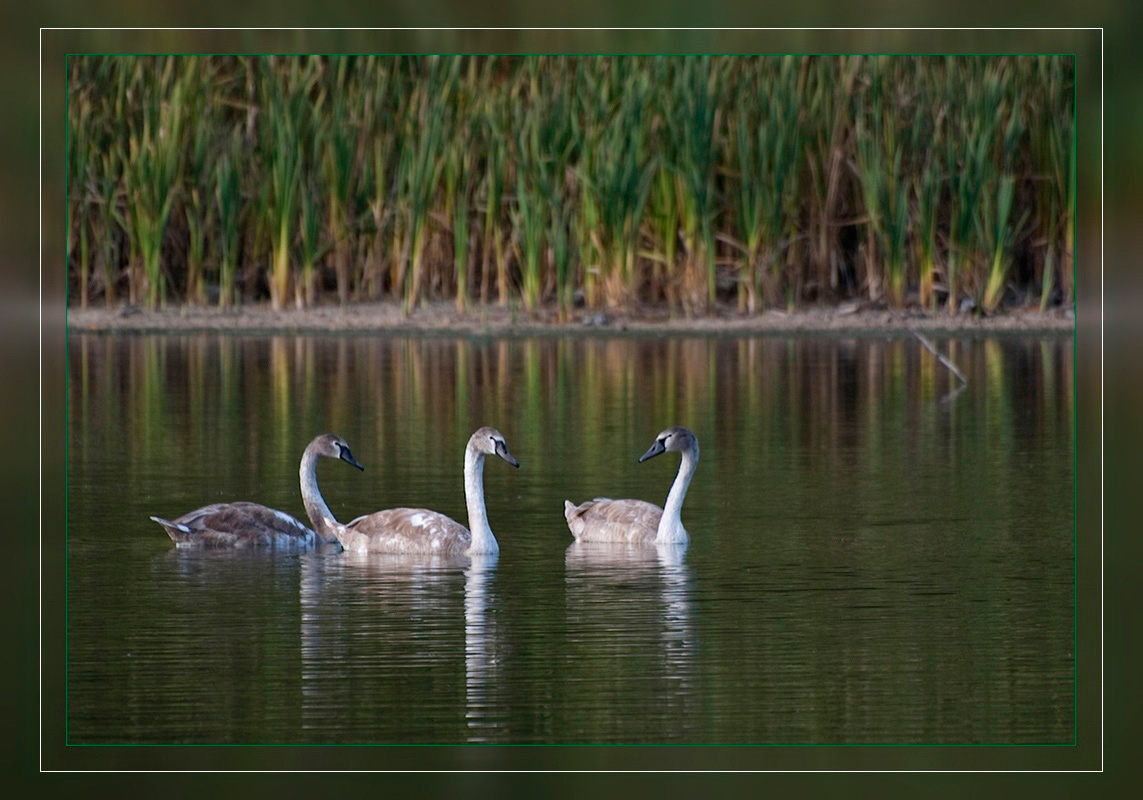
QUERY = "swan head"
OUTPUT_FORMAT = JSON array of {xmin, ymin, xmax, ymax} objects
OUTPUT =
[
  {"xmin": 638, "ymin": 426, "xmax": 697, "ymax": 463},
  {"xmin": 312, "ymin": 433, "xmax": 364, "ymax": 471},
  {"xmin": 470, "ymin": 426, "xmax": 520, "ymax": 468}
]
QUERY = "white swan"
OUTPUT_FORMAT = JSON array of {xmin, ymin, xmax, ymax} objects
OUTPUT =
[
  {"xmin": 335, "ymin": 427, "xmax": 519, "ymax": 556},
  {"xmin": 564, "ymin": 426, "xmax": 698, "ymax": 545},
  {"xmin": 150, "ymin": 433, "xmax": 364, "ymax": 548}
]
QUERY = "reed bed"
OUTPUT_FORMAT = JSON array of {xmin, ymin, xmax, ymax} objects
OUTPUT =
[{"xmin": 66, "ymin": 55, "xmax": 1074, "ymax": 315}]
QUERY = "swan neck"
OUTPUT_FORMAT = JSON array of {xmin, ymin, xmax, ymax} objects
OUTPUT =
[
  {"xmin": 464, "ymin": 445, "xmax": 498, "ymax": 553},
  {"xmin": 300, "ymin": 444, "xmax": 340, "ymax": 544},
  {"xmin": 657, "ymin": 442, "xmax": 697, "ymax": 543}
]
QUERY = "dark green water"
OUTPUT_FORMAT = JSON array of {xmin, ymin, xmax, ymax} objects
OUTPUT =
[{"xmin": 66, "ymin": 332, "xmax": 1074, "ymax": 744}]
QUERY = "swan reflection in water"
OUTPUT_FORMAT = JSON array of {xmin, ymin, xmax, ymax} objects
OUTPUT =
[
  {"xmin": 461, "ymin": 553, "xmax": 499, "ymax": 741},
  {"xmin": 563, "ymin": 541, "xmax": 697, "ymax": 740},
  {"xmin": 298, "ymin": 549, "xmax": 501, "ymax": 742},
  {"xmin": 159, "ymin": 541, "xmax": 319, "ymax": 588}
]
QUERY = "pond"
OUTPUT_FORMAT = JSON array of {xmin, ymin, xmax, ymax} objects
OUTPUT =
[{"xmin": 65, "ymin": 331, "xmax": 1074, "ymax": 746}]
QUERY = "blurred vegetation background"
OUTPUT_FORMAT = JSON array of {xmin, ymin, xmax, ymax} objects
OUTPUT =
[{"xmin": 66, "ymin": 54, "xmax": 1074, "ymax": 317}]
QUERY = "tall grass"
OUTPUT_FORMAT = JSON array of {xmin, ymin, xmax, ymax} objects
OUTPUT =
[
  {"xmin": 66, "ymin": 54, "xmax": 1075, "ymax": 316},
  {"xmin": 120, "ymin": 57, "xmax": 185, "ymax": 309},
  {"xmin": 804, "ymin": 56, "xmax": 860, "ymax": 306},
  {"xmin": 67, "ymin": 74, "xmax": 93, "ymax": 308},
  {"xmin": 577, "ymin": 58, "xmax": 656, "ymax": 309},
  {"xmin": 853, "ymin": 57, "xmax": 911, "ymax": 307},
  {"xmin": 729, "ymin": 56, "xmax": 803, "ymax": 313},
  {"xmin": 670, "ymin": 57, "xmax": 720, "ymax": 313},
  {"xmin": 259, "ymin": 58, "xmax": 310, "ymax": 311},
  {"xmin": 397, "ymin": 56, "xmax": 452, "ymax": 314},
  {"xmin": 469, "ymin": 60, "xmax": 510, "ymax": 308},
  {"xmin": 976, "ymin": 60, "xmax": 1029, "ymax": 314},
  {"xmin": 181, "ymin": 58, "xmax": 212, "ymax": 306},
  {"xmin": 1033, "ymin": 56, "xmax": 1074, "ymax": 311},
  {"xmin": 213, "ymin": 129, "xmax": 242, "ymax": 307},
  {"xmin": 320, "ymin": 59, "xmax": 357, "ymax": 307},
  {"xmin": 911, "ymin": 67, "xmax": 943, "ymax": 310}
]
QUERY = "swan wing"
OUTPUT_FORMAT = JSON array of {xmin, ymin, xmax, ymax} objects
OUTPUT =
[
  {"xmin": 339, "ymin": 507, "xmax": 472, "ymax": 555},
  {"xmin": 153, "ymin": 502, "xmax": 316, "ymax": 547},
  {"xmin": 564, "ymin": 498, "xmax": 662, "ymax": 543}
]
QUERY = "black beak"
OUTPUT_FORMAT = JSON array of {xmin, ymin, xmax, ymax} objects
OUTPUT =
[
  {"xmin": 340, "ymin": 446, "xmax": 364, "ymax": 471},
  {"xmin": 496, "ymin": 440, "xmax": 520, "ymax": 468},
  {"xmin": 638, "ymin": 439, "xmax": 666, "ymax": 463}
]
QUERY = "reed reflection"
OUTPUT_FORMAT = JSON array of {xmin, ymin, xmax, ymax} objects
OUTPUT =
[{"xmin": 70, "ymin": 333, "xmax": 1074, "ymax": 502}]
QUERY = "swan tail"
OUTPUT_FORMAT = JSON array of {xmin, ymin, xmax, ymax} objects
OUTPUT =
[
  {"xmin": 150, "ymin": 515, "xmax": 193, "ymax": 544},
  {"xmin": 564, "ymin": 500, "xmax": 585, "ymax": 540}
]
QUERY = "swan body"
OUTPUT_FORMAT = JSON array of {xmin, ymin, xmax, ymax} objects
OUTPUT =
[
  {"xmin": 151, "ymin": 433, "xmax": 363, "ymax": 548},
  {"xmin": 150, "ymin": 502, "xmax": 316, "ymax": 548},
  {"xmin": 335, "ymin": 427, "xmax": 518, "ymax": 556},
  {"xmin": 564, "ymin": 426, "xmax": 698, "ymax": 546}
]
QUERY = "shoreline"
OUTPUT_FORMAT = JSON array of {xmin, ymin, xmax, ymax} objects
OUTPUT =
[{"xmin": 65, "ymin": 300, "xmax": 1075, "ymax": 336}]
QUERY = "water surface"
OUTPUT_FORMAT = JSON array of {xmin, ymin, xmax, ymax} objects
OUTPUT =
[{"xmin": 66, "ymin": 332, "xmax": 1074, "ymax": 744}]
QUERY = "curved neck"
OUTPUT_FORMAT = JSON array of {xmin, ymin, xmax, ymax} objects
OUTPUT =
[
  {"xmin": 464, "ymin": 444, "xmax": 498, "ymax": 554},
  {"xmin": 656, "ymin": 442, "xmax": 698, "ymax": 544},
  {"xmin": 300, "ymin": 444, "xmax": 340, "ymax": 544}
]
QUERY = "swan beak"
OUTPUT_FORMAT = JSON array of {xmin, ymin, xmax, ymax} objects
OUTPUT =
[
  {"xmin": 340, "ymin": 447, "xmax": 365, "ymax": 471},
  {"xmin": 638, "ymin": 439, "xmax": 666, "ymax": 463},
  {"xmin": 496, "ymin": 440, "xmax": 520, "ymax": 468}
]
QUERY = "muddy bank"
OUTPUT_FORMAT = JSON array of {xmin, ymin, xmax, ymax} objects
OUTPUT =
[{"xmin": 65, "ymin": 300, "xmax": 1075, "ymax": 336}]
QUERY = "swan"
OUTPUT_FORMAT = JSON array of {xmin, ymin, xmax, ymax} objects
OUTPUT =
[
  {"xmin": 150, "ymin": 433, "xmax": 364, "ymax": 548},
  {"xmin": 564, "ymin": 426, "xmax": 698, "ymax": 545},
  {"xmin": 335, "ymin": 427, "xmax": 519, "ymax": 556}
]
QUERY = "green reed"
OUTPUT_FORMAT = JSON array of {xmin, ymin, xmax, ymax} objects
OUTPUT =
[
  {"xmin": 943, "ymin": 59, "xmax": 989, "ymax": 314},
  {"xmin": 361, "ymin": 56, "xmax": 397, "ymax": 301},
  {"xmin": 544, "ymin": 71, "xmax": 578, "ymax": 320},
  {"xmin": 511, "ymin": 71, "xmax": 546, "ymax": 313},
  {"xmin": 670, "ymin": 56, "xmax": 720, "ymax": 312},
  {"xmin": 93, "ymin": 150, "xmax": 121, "ymax": 306},
  {"xmin": 576, "ymin": 58, "xmax": 656, "ymax": 308},
  {"xmin": 979, "ymin": 174, "xmax": 1027, "ymax": 313},
  {"xmin": 259, "ymin": 58, "xmax": 310, "ymax": 311},
  {"xmin": 853, "ymin": 57, "xmax": 911, "ymax": 308},
  {"xmin": 444, "ymin": 58, "xmax": 481, "ymax": 313},
  {"xmin": 476, "ymin": 96, "xmax": 508, "ymax": 307},
  {"xmin": 320, "ymin": 58, "xmax": 357, "ymax": 306},
  {"xmin": 730, "ymin": 56, "xmax": 803, "ymax": 312},
  {"xmin": 213, "ymin": 129, "xmax": 242, "ymax": 307},
  {"xmin": 298, "ymin": 159, "xmax": 323, "ymax": 310},
  {"xmin": 646, "ymin": 159, "xmax": 680, "ymax": 308},
  {"xmin": 1033, "ymin": 56, "xmax": 1074, "ymax": 310},
  {"xmin": 445, "ymin": 147, "xmax": 471, "ymax": 312},
  {"xmin": 120, "ymin": 57, "xmax": 185, "ymax": 309},
  {"xmin": 977, "ymin": 60, "xmax": 1028, "ymax": 313},
  {"xmin": 66, "ymin": 54, "xmax": 1075, "ymax": 317},
  {"xmin": 803, "ymin": 56, "xmax": 860, "ymax": 305},
  {"xmin": 67, "ymin": 72, "xmax": 93, "ymax": 308},
  {"xmin": 910, "ymin": 62, "xmax": 944, "ymax": 311},
  {"xmin": 84, "ymin": 59, "xmax": 125, "ymax": 307},
  {"xmin": 397, "ymin": 56, "xmax": 452, "ymax": 314},
  {"xmin": 181, "ymin": 58, "xmax": 212, "ymax": 306}
]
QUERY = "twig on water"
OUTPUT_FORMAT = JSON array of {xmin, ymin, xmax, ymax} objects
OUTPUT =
[{"xmin": 910, "ymin": 329, "xmax": 968, "ymax": 385}]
